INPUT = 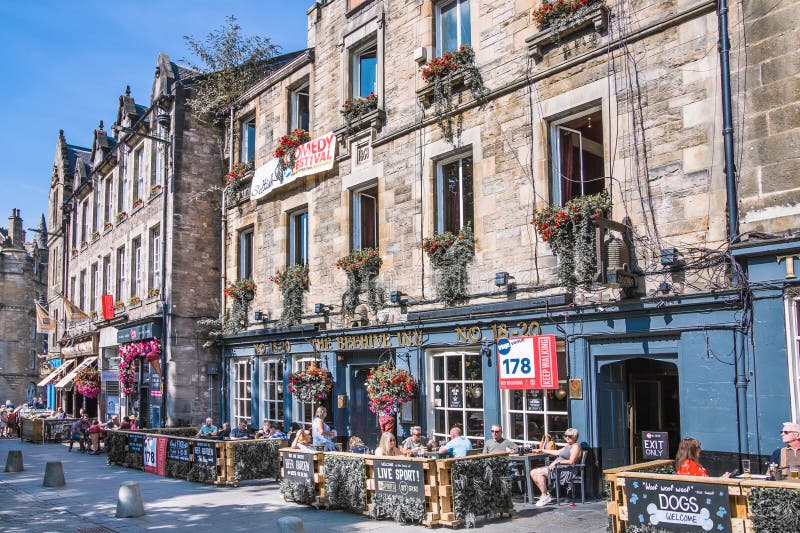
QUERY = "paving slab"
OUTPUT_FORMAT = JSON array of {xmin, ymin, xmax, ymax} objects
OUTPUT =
[{"xmin": 0, "ymin": 437, "xmax": 608, "ymax": 532}]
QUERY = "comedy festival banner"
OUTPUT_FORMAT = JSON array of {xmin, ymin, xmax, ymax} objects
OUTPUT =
[{"xmin": 251, "ymin": 132, "xmax": 336, "ymax": 200}]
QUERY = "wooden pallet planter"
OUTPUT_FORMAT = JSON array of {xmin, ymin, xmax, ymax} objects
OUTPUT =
[
  {"xmin": 279, "ymin": 448, "xmax": 326, "ymax": 506},
  {"xmin": 364, "ymin": 455, "xmax": 440, "ymax": 526}
]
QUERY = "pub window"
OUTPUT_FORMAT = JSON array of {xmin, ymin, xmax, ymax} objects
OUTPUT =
[
  {"xmin": 133, "ymin": 146, "xmax": 144, "ymax": 202},
  {"xmin": 260, "ymin": 358, "xmax": 285, "ymax": 427},
  {"xmin": 550, "ymin": 107, "xmax": 605, "ymax": 205},
  {"xmin": 292, "ymin": 356, "xmax": 317, "ymax": 428},
  {"xmin": 352, "ymin": 185, "xmax": 377, "ymax": 250},
  {"xmin": 238, "ymin": 227, "xmax": 254, "ymax": 280},
  {"xmin": 787, "ymin": 297, "xmax": 800, "ymax": 421},
  {"xmin": 290, "ymin": 84, "xmax": 310, "ymax": 133},
  {"xmin": 288, "ymin": 209, "xmax": 308, "ymax": 266},
  {"xmin": 90, "ymin": 263, "xmax": 98, "ymax": 313},
  {"xmin": 351, "ymin": 40, "xmax": 377, "ymax": 100},
  {"xmin": 131, "ymin": 237, "xmax": 142, "ymax": 299},
  {"xmin": 149, "ymin": 225, "xmax": 161, "ymax": 292},
  {"xmin": 79, "ymin": 269, "xmax": 87, "ymax": 311},
  {"xmin": 230, "ymin": 358, "xmax": 252, "ymax": 427},
  {"xmin": 116, "ymin": 246, "xmax": 126, "ymax": 302},
  {"xmin": 502, "ymin": 344, "xmax": 569, "ymax": 445},
  {"xmin": 241, "ymin": 116, "xmax": 256, "ymax": 163},
  {"xmin": 429, "ymin": 350, "xmax": 485, "ymax": 448},
  {"xmin": 436, "ymin": 152, "xmax": 474, "ymax": 234},
  {"xmin": 436, "ymin": 0, "xmax": 471, "ymax": 55}
]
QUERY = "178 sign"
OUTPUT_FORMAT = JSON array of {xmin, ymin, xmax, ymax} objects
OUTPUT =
[{"xmin": 497, "ymin": 335, "xmax": 558, "ymax": 389}]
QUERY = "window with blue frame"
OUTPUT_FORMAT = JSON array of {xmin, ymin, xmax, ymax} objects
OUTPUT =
[
  {"xmin": 241, "ymin": 116, "xmax": 256, "ymax": 163},
  {"xmin": 436, "ymin": 0, "xmax": 471, "ymax": 55}
]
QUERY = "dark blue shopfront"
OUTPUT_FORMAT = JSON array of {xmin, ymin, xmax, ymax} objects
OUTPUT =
[{"xmin": 223, "ymin": 243, "xmax": 799, "ymax": 474}]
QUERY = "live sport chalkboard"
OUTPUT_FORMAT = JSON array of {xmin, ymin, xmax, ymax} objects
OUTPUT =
[
  {"xmin": 625, "ymin": 478, "xmax": 731, "ymax": 532},
  {"xmin": 128, "ymin": 433, "xmax": 144, "ymax": 454},
  {"xmin": 167, "ymin": 439, "xmax": 191, "ymax": 462},
  {"xmin": 373, "ymin": 459, "xmax": 425, "ymax": 501},
  {"xmin": 193, "ymin": 441, "xmax": 216, "ymax": 468},
  {"xmin": 282, "ymin": 451, "xmax": 314, "ymax": 485},
  {"xmin": 642, "ymin": 431, "xmax": 669, "ymax": 459}
]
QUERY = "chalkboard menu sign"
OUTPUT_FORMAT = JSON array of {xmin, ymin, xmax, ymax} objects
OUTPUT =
[
  {"xmin": 625, "ymin": 478, "xmax": 731, "ymax": 532},
  {"xmin": 373, "ymin": 459, "xmax": 425, "ymax": 501},
  {"xmin": 193, "ymin": 441, "xmax": 216, "ymax": 468},
  {"xmin": 167, "ymin": 439, "xmax": 191, "ymax": 462},
  {"xmin": 128, "ymin": 434, "xmax": 144, "ymax": 454},
  {"xmin": 642, "ymin": 431, "xmax": 669, "ymax": 459},
  {"xmin": 282, "ymin": 451, "xmax": 314, "ymax": 485}
]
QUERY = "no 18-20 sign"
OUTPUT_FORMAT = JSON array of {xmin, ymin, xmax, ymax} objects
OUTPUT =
[{"xmin": 497, "ymin": 335, "xmax": 558, "ymax": 390}]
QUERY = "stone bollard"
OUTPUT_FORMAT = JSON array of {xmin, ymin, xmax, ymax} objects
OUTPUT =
[
  {"xmin": 277, "ymin": 516, "xmax": 305, "ymax": 533},
  {"xmin": 42, "ymin": 461, "xmax": 66, "ymax": 487},
  {"xmin": 4, "ymin": 450, "xmax": 23, "ymax": 472},
  {"xmin": 116, "ymin": 481, "xmax": 145, "ymax": 518}
]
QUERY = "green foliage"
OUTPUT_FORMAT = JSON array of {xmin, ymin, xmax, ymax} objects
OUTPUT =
[
  {"xmin": 451, "ymin": 455, "xmax": 513, "ymax": 528},
  {"xmin": 340, "ymin": 93, "xmax": 378, "ymax": 135},
  {"xmin": 186, "ymin": 464, "xmax": 218, "ymax": 484},
  {"xmin": 336, "ymin": 248, "xmax": 384, "ymax": 318},
  {"xmin": 370, "ymin": 493, "xmax": 426, "ymax": 524},
  {"xmin": 105, "ymin": 431, "xmax": 127, "ymax": 465},
  {"xmin": 280, "ymin": 478, "xmax": 315, "ymax": 504},
  {"xmin": 748, "ymin": 486, "xmax": 800, "ymax": 532},
  {"xmin": 323, "ymin": 455, "xmax": 367, "ymax": 513},
  {"xmin": 146, "ymin": 427, "xmax": 199, "ymax": 437},
  {"xmin": 165, "ymin": 459, "xmax": 192, "ymax": 480},
  {"xmin": 230, "ymin": 439, "xmax": 283, "ymax": 482},
  {"xmin": 270, "ymin": 264, "xmax": 309, "ymax": 327},
  {"xmin": 183, "ymin": 15, "xmax": 279, "ymax": 127},
  {"xmin": 422, "ymin": 224, "xmax": 474, "ymax": 306}
]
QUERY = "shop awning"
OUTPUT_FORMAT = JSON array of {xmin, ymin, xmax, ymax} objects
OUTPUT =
[
  {"xmin": 36, "ymin": 360, "xmax": 75, "ymax": 387},
  {"xmin": 55, "ymin": 356, "xmax": 97, "ymax": 389}
]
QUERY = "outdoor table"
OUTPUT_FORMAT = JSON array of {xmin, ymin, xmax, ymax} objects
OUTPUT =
[{"xmin": 508, "ymin": 453, "xmax": 550, "ymax": 504}]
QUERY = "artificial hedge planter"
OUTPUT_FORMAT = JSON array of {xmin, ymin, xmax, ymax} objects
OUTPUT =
[
  {"xmin": 230, "ymin": 439, "xmax": 283, "ymax": 482},
  {"xmin": 370, "ymin": 492, "xmax": 426, "ymax": 524},
  {"xmin": 323, "ymin": 454, "xmax": 367, "ymax": 513},
  {"xmin": 280, "ymin": 478, "xmax": 316, "ymax": 505},
  {"xmin": 747, "ymin": 486, "xmax": 800, "ymax": 533},
  {"xmin": 451, "ymin": 455, "xmax": 513, "ymax": 528}
]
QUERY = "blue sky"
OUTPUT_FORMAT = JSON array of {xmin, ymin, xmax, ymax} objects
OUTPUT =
[{"xmin": 0, "ymin": 1, "xmax": 308, "ymax": 235}]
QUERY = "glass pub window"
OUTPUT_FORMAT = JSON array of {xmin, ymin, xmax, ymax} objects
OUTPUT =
[
  {"xmin": 430, "ymin": 350, "xmax": 485, "ymax": 448},
  {"xmin": 352, "ymin": 186, "xmax": 377, "ymax": 250},
  {"xmin": 436, "ymin": 154, "xmax": 474, "ymax": 234},
  {"xmin": 289, "ymin": 210, "xmax": 308, "ymax": 266},
  {"xmin": 239, "ymin": 228, "xmax": 254, "ymax": 280},
  {"xmin": 551, "ymin": 108, "xmax": 605, "ymax": 205},
  {"xmin": 231, "ymin": 358, "xmax": 252, "ymax": 427},
  {"xmin": 293, "ymin": 357, "xmax": 317, "ymax": 428},
  {"xmin": 261, "ymin": 358, "xmax": 284, "ymax": 427},
  {"xmin": 436, "ymin": 0, "xmax": 471, "ymax": 54},
  {"xmin": 503, "ymin": 346, "xmax": 569, "ymax": 445}
]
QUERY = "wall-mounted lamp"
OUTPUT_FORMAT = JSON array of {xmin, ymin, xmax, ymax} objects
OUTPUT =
[
  {"xmin": 314, "ymin": 303, "xmax": 333, "ymax": 315},
  {"xmin": 480, "ymin": 342, "xmax": 493, "ymax": 367},
  {"xmin": 494, "ymin": 272, "xmax": 516, "ymax": 292},
  {"xmin": 390, "ymin": 291, "xmax": 407, "ymax": 305},
  {"xmin": 253, "ymin": 310, "xmax": 265, "ymax": 322}
]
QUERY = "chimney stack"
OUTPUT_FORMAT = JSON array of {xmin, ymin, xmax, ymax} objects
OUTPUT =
[{"xmin": 8, "ymin": 209, "xmax": 24, "ymax": 246}]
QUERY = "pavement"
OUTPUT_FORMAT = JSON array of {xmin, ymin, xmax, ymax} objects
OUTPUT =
[{"xmin": 0, "ymin": 437, "xmax": 608, "ymax": 532}]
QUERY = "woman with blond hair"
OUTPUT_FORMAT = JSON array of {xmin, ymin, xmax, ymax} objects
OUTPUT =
[
  {"xmin": 312, "ymin": 406, "xmax": 337, "ymax": 451},
  {"xmin": 374, "ymin": 432, "xmax": 403, "ymax": 457}
]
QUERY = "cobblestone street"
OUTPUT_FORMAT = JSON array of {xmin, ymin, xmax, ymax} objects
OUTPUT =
[{"xmin": 0, "ymin": 438, "xmax": 608, "ymax": 533}]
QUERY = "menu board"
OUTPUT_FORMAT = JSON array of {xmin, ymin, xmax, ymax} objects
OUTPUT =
[
  {"xmin": 193, "ymin": 441, "xmax": 216, "ymax": 468},
  {"xmin": 167, "ymin": 439, "xmax": 191, "ymax": 462},
  {"xmin": 373, "ymin": 459, "xmax": 425, "ymax": 501},
  {"xmin": 128, "ymin": 433, "xmax": 144, "ymax": 454},
  {"xmin": 625, "ymin": 478, "xmax": 731, "ymax": 532},
  {"xmin": 282, "ymin": 451, "xmax": 314, "ymax": 485}
]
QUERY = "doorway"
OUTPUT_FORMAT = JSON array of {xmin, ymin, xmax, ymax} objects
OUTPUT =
[
  {"xmin": 597, "ymin": 358, "xmax": 680, "ymax": 469},
  {"xmin": 350, "ymin": 366, "xmax": 380, "ymax": 449}
]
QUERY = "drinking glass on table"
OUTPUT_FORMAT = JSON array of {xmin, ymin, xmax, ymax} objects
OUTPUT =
[
  {"xmin": 791, "ymin": 466, "xmax": 799, "ymax": 480},
  {"xmin": 741, "ymin": 459, "xmax": 751, "ymax": 479}
]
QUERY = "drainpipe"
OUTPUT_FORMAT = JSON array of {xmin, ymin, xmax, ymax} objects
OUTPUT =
[
  {"xmin": 717, "ymin": 0, "xmax": 738, "ymax": 242},
  {"xmin": 219, "ymin": 106, "xmax": 235, "ymax": 422},
  {"xmin": 733, "ymin": 330, "xmax": 749, "ymax": 464},
  {"xmin": 160, "ymin": 104, "xmax": 172, "ymax": 428}
]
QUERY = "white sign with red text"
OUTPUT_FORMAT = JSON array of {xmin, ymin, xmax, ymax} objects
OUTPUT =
[
  {"xmin": 251, "ymin": 132, "xmax": 337, "ymax": 200},
  {"xmin": 497, "ymin": 335, "xmax": 558, "ymax": 390}
]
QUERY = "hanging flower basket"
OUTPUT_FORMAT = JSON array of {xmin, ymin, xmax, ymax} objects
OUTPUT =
[
  {"xmin": 365, "ymin": 363, "xmax": 415, "ymax": 417},
  {"xmin": 224, "ymin": 161, "xmax": 253, "ymax": 207},
  {"xmin": 289, "ymin": 361, "xmax": 333, "ymax": 403},
  {"xmin": 532, "ymin": 190, "xmax": 611, "ymax": 289},
  {"xmin": 224, "ymin": 278, "xmax": 256, "ymax": 302},
  {"xmin": 75, "ymin": 366, "xmax": 101, "ymax": 399},
  {"xmin": 531, "ymin": 0, "xmax": 604, "ymax": 31},
  {"xmin": 119, "ymin": 338, "xmax": 162, "ymax": 394},
  {"xmin": 340, "ymin": 93, "xmax": 378, "ymax": 135},
  {"xmin": 422, "ymin": 224, "xmax": 475, "ymax": 306},
  {"xmin": 335, "ymin": 248, "xmax": 384, "ymax": 318},
  {"xmin": 273, "ymin": 129, "xmax": 310, "ymax": 179},
  {"xmin": 270, "ymin": 264, "xmax": 309, "ymax": 327}
]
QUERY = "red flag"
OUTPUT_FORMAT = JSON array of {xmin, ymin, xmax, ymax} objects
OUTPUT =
[{"xmin": 102, "ymin": 294, "xmax": 115, "ymax": 320}]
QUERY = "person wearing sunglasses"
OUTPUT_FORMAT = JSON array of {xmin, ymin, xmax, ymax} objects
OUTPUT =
[
  {"xmin": 375, "ymin": 432, "xmax": 402, "ymax": 457},
  {"xmin": 770, "ymin": 422, "xmax": 800, "ymax": 479},
  {"xmin": 483, "ymin": 425, "xmax": 518, "ymax": 454}
]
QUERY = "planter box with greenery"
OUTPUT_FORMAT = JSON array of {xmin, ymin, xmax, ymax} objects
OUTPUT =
[
  {"xmin": 224, "ymin": 161, "xmax": 253, "ymax": 208},
  {"xmin": 526, "ymin": 0, "xmax": 609, "ymax": 61},
  {"xmin": 339, "ymin": 93, "xmax": 384, "ymax": 136},
  {"xmin": 422, "ymin": 224, "xmax": 474, "ymax": 306},
  {"xmin": 336, "ymin": 248, "xmax": 384, "ymax": 319},
  {"xmin": 270, "ymin": 264, "xmax": 309, "ymax": 327},
  {"xmin": 273, "ymin": 129, "xmax": 310, "ymax": 178},
  {"xmin": 224, "ymin": 278, "xmax": 255, "ymax": 333}
]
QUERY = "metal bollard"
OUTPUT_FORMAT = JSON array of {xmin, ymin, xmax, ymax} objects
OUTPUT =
[
  {"xmin": 116, "ymin": 481, "xmax": 145, "ymax": 518},
  {"xmin": 43, "ymin": 461, "xmax": 66, "ymax": 487},
  {"xmin": 4, "ymin": 450, "xmax": 23, "ymax": 472},
  {"xmin": 277, "ymin": 516, "xmax": 305, "ymax": 533}
]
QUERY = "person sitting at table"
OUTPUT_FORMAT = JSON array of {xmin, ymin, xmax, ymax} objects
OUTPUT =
[
  {"xmin": 197, "ymin": 417, "xmax": 218, "ymax": 438},
  {"xmin": 215, "ymin": 422, "xmax": 231, "ymax": 440},
  {"xmin": 438, "ymin": 426, "xmax": 472, "ymax": 457},
  {"xmin": 87, "ymin": 419, "xmax": 104, "ymax": 454},
  {"xmin": 119, "ymin": 416, "xmax": 132, "ymax": 430},
  {"xmin": 348, "ymin": 436, "xmax": 369, "ymax": 454},
  {"xmin": 312, "ymin": 406, "xmax": 337, "ymax": 452},
  {"xmin": 129, "ymin": 415, "xmax": 138, "ymax": 430},
  {"xmin": 70, "ymin": 415, "xmax": 90, "ymax": 453},
  {"xmin": 401, "ymin": 426, "xmax": 436, "ymax": 456},
  {"xmin": 51, "ymin": 407, "xmax": 66, "ymax": 420},
  {"xmin": 287, "ymin": 422, "xmax": 302, "ymax": 444},
  {"xmin": 769, "ymin": 421, "xmax": 800, "ymax": 479},
  {"xmin": 229, "ymin": 421, "xmax": 251, "ymax": 440},
  {"xmin": 375, "ymin": 432, "xmax": 403, "ymax": 457},
  {"xmin": 256, "ymin": 420, "xmax": 273, "ymax": 439},
  {"xmin": 530, "ymin": 427, "xmax": 582, "ymax": 507},
  {"xmin": 105, "ymin": 415, "xmax": 120, "ymax": 429},
  {"xmin": 674, "ymin": 437, "xmax": 732, "ymax": 478},
  {"xmin": 483, "ymin": 424, "xmax": 519, "ymax": 454},
  {"xmin": 292, "ymin": 429, "xmax": 314, "ymax": 451}
]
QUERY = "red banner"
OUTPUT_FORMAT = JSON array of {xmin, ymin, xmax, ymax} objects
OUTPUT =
[
  {"xmin": 497, "ymin": 334, "xmax": 559, "ymax": 389},
  {"xmin": 101, "ymin": 294, "xmax": 115, "ymax": 320},
  {"xmin": 143, "ymin": 436, "xmax": 168, "ymax": 476}
]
